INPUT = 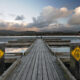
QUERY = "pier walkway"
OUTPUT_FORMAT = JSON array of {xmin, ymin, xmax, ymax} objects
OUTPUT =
[{"xmin": 6, "ymin": 39, "xmax": 66, "ymax": 80}]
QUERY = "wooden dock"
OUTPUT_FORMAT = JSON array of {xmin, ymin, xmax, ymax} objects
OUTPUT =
[
  {"xmin": 1, "ymin": 39, "xmax": 76, "ymax": 80},
  {"xmin": 6, "ymin": 43, "xmax": 31, "ymax": 48},
  {"xmin": 45, "ymin": 39, "xmax": 70, "ymax": 46}
]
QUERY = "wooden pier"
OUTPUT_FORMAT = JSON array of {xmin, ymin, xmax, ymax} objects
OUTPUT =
[
  {"xmin": 6, "ymin": 43, "xmax": 31, "ymax": 48},
  {"xmin": 6, "ymin": 39, "xmax": 35, "ymax": 48},
  {"xmin": 0, "ymin": 39, "xmax": 76, "ymax": 80},
  {"xmin": 45, "ymin": 39, "xmax": 70, "ymax": 46}
]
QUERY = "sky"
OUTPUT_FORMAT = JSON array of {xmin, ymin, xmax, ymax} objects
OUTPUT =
[{"xmin": 0, "ymin": 0, "xmax": 80, "ymax": 31}]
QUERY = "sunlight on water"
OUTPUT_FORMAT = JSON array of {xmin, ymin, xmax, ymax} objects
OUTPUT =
[{"xmin": 5, "ymin": 48, "xmax": 28, "ymax": 53}]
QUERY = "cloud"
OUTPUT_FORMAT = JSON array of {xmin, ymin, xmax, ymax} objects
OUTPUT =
[
  {"xmin": 0, "ymin": 20, "xmax": 39, "ymax": 31},
  {"xmin": 42, "ymin": 6, "xmax": 71, "ymax": 20},
  {"xmin": 27, "ymin": 6, "xmax": 72, "ymax": 28},
  {"xmin": 27, "ymin": 6, "xmax": 80, "ymax": 32},
  {"xmin": 1, "ymin": 6, "xmax": 80, "ymax": 32},
  {"xmin": 40, "ymin": 23, "xmax": 80, "ymax": 32},
  {"xmin": 15, "ymin": 15, "xmax": 25, "ymax": 20},
  {"xmin": 0, "ymin": 13, "xmax": 3, "ymax": 15},
  {"xmin": 0, "ymin": 6, "xmax": 72, "ymax": 31},
  {"xmin": 68, "ymin": 6, "xmax": 80, "ymax": 25},
  {"xmin": 0, "ymin": 21, "xmax": 8, "ymax": 27}
]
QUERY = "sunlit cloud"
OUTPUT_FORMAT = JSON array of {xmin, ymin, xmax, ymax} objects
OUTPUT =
[
  {"xmin": 0, "ymin": 20, "xmax": 39, "ymax": 31},
  {"xmin": 1, "ymin": 6, "xmax": 80, "ymax": 32},
  {"xmin": 26, "ymin": 6, "xmax": 72, "ymax": 29},
  {"xmin": 68, "ymin": 6, "xmax": 80, "ymax": 25},
  {"xmin": 74, "ymin": 7, "xmax": 80, "ymax": 15}
]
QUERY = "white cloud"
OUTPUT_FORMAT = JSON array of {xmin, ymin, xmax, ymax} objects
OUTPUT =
[
  {"xmin": 42, "ymin": 6, "xmax": 71, "ymax": 20},
  {"xmin": 69, "ymin": 6, "xmax": 80, "ymax": 25},
  {"xmin": 27, "ymin": 6, "xmax": 72, "ymax": 28},
  {"xmin": 74, "ymin": 7, "xmax": 80, "ymax": 15},
  {"xmin": 1, "ymin": 6, "xmax": 80, "ymax": 32}
]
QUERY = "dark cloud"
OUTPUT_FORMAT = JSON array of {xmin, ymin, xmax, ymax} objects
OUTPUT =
[
  {"xmin": 27, "ymin": 6, "xmax": 72, "ymax": 28},
  {"xmin": 0, "ymin": 20, "xmax": 25, "ymax": 29},
  {"xmin": 0, "ymin": 20, "xmax": 80, "ymax": 32},
  {"xmin": 27, "ymin": 17, "xmax": 54, "ymax": 28},
  {"xmin": 69, "ymin": 15, "xmax": 80, "ymax": 25},
  {"xmin": 1, "ymin": 6, "xmax": 80, "ymax": 32},
  {"xmin": 40, "ymin": 24, "xmax": 80, "ymax": 32},
  {"xmin": 15, "ymin": 15, "xmax": 25, "ymax": 20},
  {"xmin": 26, "ymin": 6, "xmax": 80, "ymax": 32},
  {"xmin": 0, "ymin": 20, "xmax": 39, "ymax": 31},
  {"xmin": 0, "ymin": 22, "xmax": 8, "ymax": 27}
]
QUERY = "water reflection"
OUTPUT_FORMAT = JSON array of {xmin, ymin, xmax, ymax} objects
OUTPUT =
[
  {"xmin": 0, "ymin": 36, "xmax": 80, "ymax": 53},
  {"xmin": 51, "ymin": 47, "xmax": 70, "ymax": 53},
  {"xmin": 5, "ymin": 48, "xmax": 28, "ymax": 53}
]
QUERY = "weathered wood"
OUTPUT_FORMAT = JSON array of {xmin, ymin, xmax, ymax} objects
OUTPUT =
[
  {"xmin": 45, "ymin": 40, "xmax": 70, "ymax": 42},
  {"xmin": 0, "ymin": 59, "xmax": 21, "ymax": 80},
  {"xmin": 58, "ymin": 58, "xmax": 76, "ymax": 80},
  {"xmin": 6, "ymin": 43, "xmax": 31, "ymax": 48},
  {"xmin": 47, "ymin": 42, "xmax": 70, "ymax": 46},
  {"xmin": 2, "ymin": 39, "xmax": 67, "ymax": 80},
  {"xmin": 37, "ymin": 50, "xmax": 42, "ymax": 80}
]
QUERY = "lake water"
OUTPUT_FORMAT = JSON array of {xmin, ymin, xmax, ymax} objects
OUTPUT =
[
  {"xmin": 0, "ymin": 36, "xmax": 80, "ymax": 42},
  {"xmin": 43, "ymin": 36, "xmax": 80, "ymax": 53},
  {"xmin": 5, "ymin": 48, "xmax": 28, "ymax": 53},
  {"xmin": 51, "ymin": 47, "xmax": 70, "ymax": 53},
  {"xmin": 0, "ymin": 36, "xmax": 35, "ymax": 53},
  {"xmin": 0, "ymin": 36, "xmax": 80, "ymax": 53}
]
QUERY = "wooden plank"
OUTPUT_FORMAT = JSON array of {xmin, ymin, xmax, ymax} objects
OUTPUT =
[
  {"xmin": 37, "ymin": 50, "xmax": 42, "ymax": 80},
  {"xmin": 25, "ymin": 43, "xmax": 39, "ymax": 80},
  {"xmin": 5, "ymin": 39, "xmax": 67, "ymax": 80},
  {"xmin": 44, "ymin": 51, "xmax": 54, "ymax": 80},
  {"xmin": 49, "ymin": 53, "xmax": 65, "ymax": 80},
  {"xmin": 42, "ymin": 49, "xmax": 48, "ymax": 80},
  {"xmin": 31, "ymin": 51, "xmax": 39, "ymax": 80},
  {"xmin": 7, "ymin": 50, "xmax": 33, "ymax": 80},
  {"xmin": 21, "ymin": 48, "xmax": 37, "ymax": 80},
  {"xmin": 14, "ymin": 42, "xmax": 37, "ymax": 80}
]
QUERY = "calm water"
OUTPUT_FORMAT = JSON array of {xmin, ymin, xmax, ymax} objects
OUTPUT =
[
  {"xmin": 0, "ymin": 36, "xmax": 35, "ymax": 53},
  {"xmin": 0, "ymin": 36, "xmax": 80, "ymax": 53},
  {"xmin": 0, "ymin": 36, "xmax": 80, "ymax": 42},
  {"xmin": 0, "ymin": 36, "xmax": 36, "ymax": 43},
  {"xmin": 43, "ymin": 36, "xmax": 80, "ymax": 53},
  {"xmin": 5, "ymin": 48, "xmax": 28, "ymax": 53},
  {"xmin": 51, "ymin": 47, "xmax": 70, "ymax": 53}
]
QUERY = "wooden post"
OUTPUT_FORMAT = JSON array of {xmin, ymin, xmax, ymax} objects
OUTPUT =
[
  {"xmin": 70, "ymin": 43, "xmax": 80, "ymax": 79},
  {"xmin": 0, "ymin": 43, "xmax": 5, "ymax": 75}
]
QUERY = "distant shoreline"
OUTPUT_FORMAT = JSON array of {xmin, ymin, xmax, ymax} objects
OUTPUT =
[{"xmin": 0, "ymin": 35, "xmax": 80, "ymax": 37}]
